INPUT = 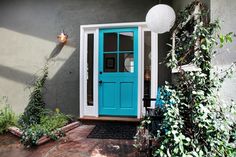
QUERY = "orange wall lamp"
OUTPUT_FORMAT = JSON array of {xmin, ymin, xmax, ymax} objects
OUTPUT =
[{"xmin": 57, "ymin": 31, "xmax": 68, "ymax": 44}]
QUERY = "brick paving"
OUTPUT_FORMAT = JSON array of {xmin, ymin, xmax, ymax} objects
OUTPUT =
[{"xmin": 0, "ymin": 125, "xmax": 146, "ymax": 157}]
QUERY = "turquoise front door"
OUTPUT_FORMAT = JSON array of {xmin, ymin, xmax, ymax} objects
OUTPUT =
[{"xmin": 99, "ymin": 28, "xmax": 138, "ymax": 116}]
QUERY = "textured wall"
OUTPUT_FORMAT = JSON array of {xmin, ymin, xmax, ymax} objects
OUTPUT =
[
  {"xmin": 211, "ymin": 0, "xmax": 236, "ymax": 102},
  {"xmin": 211, "ymin": 0, "xmax": 236, "ymax": 65},
  {"xmin": 0, "ymin": 0, "xmax": 158, "ymax": 115},
  {"xmin": 4, "ymin": 0, "xmax": 231, "ymax": 116}
]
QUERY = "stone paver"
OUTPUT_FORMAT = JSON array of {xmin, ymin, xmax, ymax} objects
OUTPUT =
[{"xmin": 0, "ymin": 125, "xmax": 146, "ymax": 157}]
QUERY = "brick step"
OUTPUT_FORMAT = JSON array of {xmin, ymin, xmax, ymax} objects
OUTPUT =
[{"xmin": 79, "ymin": 116, "xmax": 141, "ymax": 123}]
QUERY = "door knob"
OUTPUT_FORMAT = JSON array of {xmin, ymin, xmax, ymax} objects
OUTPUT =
[
  {"xmin": 99, "ymin": 71, "xmax": 103, "ymax": 74},
  {"xmin": 99, "ymin": 80, "xmax": 103, "ymax": 84}
]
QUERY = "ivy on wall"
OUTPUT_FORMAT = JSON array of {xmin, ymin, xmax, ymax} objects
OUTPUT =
[
  {"xmin": 135, "ymin": 0, "xmax": 236, "ymax": 156},
  {"xmin": 18, "ymin": 64, "xmax": 49, "ymax": 128}
]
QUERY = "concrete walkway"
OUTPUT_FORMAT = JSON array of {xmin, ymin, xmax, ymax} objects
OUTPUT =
[{"xmin": 0, "ymin": 125, "xmax": 146, "ymax": 157}]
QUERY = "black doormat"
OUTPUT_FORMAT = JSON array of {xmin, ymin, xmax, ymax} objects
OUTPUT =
[{"xmin": 87, "ymin": 122, "xmax": 137, "ymax": 140}]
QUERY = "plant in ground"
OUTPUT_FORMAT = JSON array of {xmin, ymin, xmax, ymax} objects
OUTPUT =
[
  {"xmin": 0, "ymin": 97, "xmax": 18, "ymax": 134},
  {"xmin": 18, "ymin": 64, "xmax": 48, "ymax": 128},
  {"xmin": 16, "ymin": 61, "xmax": 73, "ymax": 147},
  {"xmin": 39, "ymin": 110, "xmax": 70, "ymax": 132},
  {"xmin": 136, "ymin": 1, "xmax": 236, "ymax": 156},
  {"xmin": 20, "ymin": 110, "xmax": 69, "ymax": 147}
]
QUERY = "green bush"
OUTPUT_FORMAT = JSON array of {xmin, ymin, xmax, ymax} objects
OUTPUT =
[
  {"xmin": 39, "ymin": 112, "xmax": 69, "ymax": 131},
  {"xmin": 0, "ymin": 104, "xmax": 18, "ymax": 134},
  {"xmin": 20, "ymin": 111, "xmax": 69, "ymax": 147},
  {"xmin": 18, "ymin": 63, "xmax": 73, "ymax": 147}
]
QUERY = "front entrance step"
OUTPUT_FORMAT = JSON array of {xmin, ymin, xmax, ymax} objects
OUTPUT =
[{"xmin": 79, "ymin": 116, "xmax": 141, "ymax": 123}]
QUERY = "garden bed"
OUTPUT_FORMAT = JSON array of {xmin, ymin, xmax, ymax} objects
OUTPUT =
[
  {"xmin": 0, "ymin": 59, "xmax": 82, "ymax": 147},
  {"xmin": 8, "ymin": 121, "xmax": 80, "ymax": 145}
]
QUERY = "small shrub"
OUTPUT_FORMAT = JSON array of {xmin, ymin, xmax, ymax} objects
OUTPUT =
[
  {"xmin": 0, "ymin": 99, "xmax": 18, "ymax": 134},
  {"xmin": 18, "ymin": 63, "xmax": 73, "ymax": 147},
  {"xmin": 20, "ymin": 111, "xmax": 69, "ymax": 147},
  {"xmin": 39, "ymin": 112, "xmax": 69, "ymax": 131}
]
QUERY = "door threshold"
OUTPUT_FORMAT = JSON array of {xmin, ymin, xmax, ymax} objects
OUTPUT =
[{"xmin": 79, "ymin": 116, "xmax": 141, "ymax": 123}]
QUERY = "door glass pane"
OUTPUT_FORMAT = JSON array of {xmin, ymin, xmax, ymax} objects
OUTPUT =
[
  {"xmin": 119, "ymin": 32, "xmax": 133, "ymax": 51},
  {"xmin": 104, "ymin": 53, "xmax": 117, "ymax": 72},
  {"xmin": 87, "ymin": 34, "xmax": 94, "ymax": 106},
  {"xmin": 119, "ymin": 53, "xmax": 134, "ymax": 73},
  {"xmin": 104, "ymin": 33, "xmax": 117, "ymax": 52}
]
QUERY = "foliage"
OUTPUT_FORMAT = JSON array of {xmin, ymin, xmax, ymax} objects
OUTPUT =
[
  {"xmin": 20, "ymin": 110, "xmax": 69, "ymax": 147},
  {"xmin": 134, "ymin": 117, "xmax": 152, "ymax": 152},
  {"xmin": 18, "ymin": 64, "xmax": 48, "ymax": 128},
  {"xmin": 155, "ymin": 1, "xmax": 236, "ymax": 156},
  {"xmin": 0, "ymin": 97, "xmax": 18, "ymax": 134},
  {"xmin": 136, "ymin": 1, "xmax": 236, "ymax": 157},
  {"xmin": 15, "ymin": 61, "xmax": 74, "ymax": 147},
  {"xmin": 40, "ymin": 112, "xmax": 69, "ymax": 131}
]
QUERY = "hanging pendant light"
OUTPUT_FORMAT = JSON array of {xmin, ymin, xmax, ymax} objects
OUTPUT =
[{"xmin": 146, "ymin": 4, "xmax": 176, "ymax": 34}]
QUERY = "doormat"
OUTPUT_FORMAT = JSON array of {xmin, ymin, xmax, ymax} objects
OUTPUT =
[{"xmin": 87, "ymin": 122, "xmax": 137, "ymax": 140}]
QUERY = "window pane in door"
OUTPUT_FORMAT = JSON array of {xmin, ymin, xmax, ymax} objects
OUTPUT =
[
  {"xmin": 119, "ymin": 32, "xmax": 134, "ymax": 51},
  {"xmin": 104, "ymin": 53, "xmax": 117, "ymax": 72},
  {"xmin": 119, "ymin": 53, "xmax": 134, "ymax": 73},
  {"xmin": 104, "ymin": 33, "xmax": 117, "ymax": 52}
]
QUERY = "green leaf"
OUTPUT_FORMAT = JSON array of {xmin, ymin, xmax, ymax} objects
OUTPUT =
[
  {"xmin": 219, "ymin": 34, "xmax": 224, "ymax": 43},
  {"xmin": 192, "ymin": 151, "xmax": 199, "ymax": 157}
]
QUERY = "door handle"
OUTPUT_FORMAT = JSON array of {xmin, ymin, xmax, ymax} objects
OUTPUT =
[{"xmin": 99, "ymin": 80, "xmax": 103, "ymax": 84}]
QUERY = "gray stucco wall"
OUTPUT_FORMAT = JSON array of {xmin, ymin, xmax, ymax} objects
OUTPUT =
[
  {"xmin": 2, "ymin": 0, "xmax": 234, "ymax": 116},
  {"xmin": 211, "ymin": 0, "xmax": 236, "ymax": 65},
  {"xmin": 211, "ymin": 0, "xmax": 236, "ymax": 102},
  {"xmin": 0, "ymin": 0, "xmax": 158, "ymax": 115}
]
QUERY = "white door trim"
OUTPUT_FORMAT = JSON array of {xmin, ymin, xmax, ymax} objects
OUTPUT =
[{"xmin": 79, "ymin": 22, "xmax": 158, "ymax": 118}]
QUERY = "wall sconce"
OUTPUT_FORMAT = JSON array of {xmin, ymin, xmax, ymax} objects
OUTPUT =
[{"xmin": 57, "ymin": 31, "xmax": 68, "ymax": 43}]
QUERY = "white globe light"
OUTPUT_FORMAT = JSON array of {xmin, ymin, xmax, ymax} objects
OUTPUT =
[{"xmin": 146, "ymin": 4, "xmax": 176, "ymax": 34}]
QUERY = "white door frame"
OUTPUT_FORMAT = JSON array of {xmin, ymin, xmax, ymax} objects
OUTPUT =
[{"xmin": 79, "ymin": 22, "xmax": 158, "ymax": 118}]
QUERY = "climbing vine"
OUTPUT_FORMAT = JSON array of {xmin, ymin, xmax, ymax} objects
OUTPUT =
[
  {"xmin": 135, "ymin": 1, "xmax": 236, "ymax": 156},
  {"xmin": 18, "ymin": 64, "xmax": 49, "ymax": 128},
  {"xmin": 157, "ymin": 1, "xmax": 236, "ymax": 156}
]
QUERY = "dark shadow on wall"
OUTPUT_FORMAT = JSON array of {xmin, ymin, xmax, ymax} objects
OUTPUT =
[
  {"xmin": 0, "ymin": 41, "xmax": 79, "ymax": 115},
  {"xmin": 0, "ymin": 41, "xmax": 68, "ymax": 87},
  {"xmin": 48, "ymin": 43, "xmax": 65, "ymax": 60},
  {"xmin": 44, "ymin": 48, "xmax": 79, "ymax": 116},
  {"xmin": 0, "ymin": 65, "xmax": 37, "ymax": 85},
  {"xmin": 0, "ymin": 49, "xmax": 79, "ymax": 116}
]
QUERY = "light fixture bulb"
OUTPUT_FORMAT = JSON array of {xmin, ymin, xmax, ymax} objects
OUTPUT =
[
  {"xmin": 146, "ymin": 4, "xmax": 176, "ymax": 34},
  {"xmin": 57, "ymin": 31, "xmax": 68, "ymax": 43}
]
